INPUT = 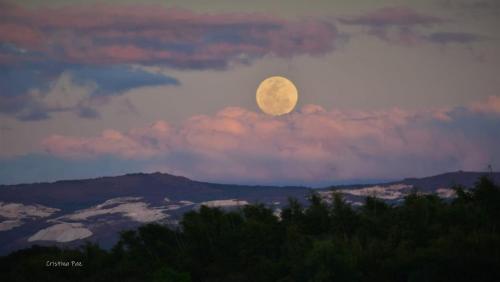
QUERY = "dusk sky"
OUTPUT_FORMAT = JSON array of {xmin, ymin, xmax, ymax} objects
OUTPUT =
[{"xmin": 1, "ymin": 0, "xmax": 499, "ymax": 186}]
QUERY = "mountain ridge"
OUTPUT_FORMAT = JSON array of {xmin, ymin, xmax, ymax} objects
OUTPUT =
[{"xmin": 2, "ymin": 170, "xmax": 498, "ymax": 189}]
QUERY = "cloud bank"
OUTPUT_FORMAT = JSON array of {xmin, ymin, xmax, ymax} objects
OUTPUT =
[{"xmin": 42, "ymin": 96, "xmax": 500, "ymax": 185}]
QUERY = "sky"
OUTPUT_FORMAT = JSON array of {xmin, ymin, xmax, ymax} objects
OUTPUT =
[{"xmin": 0, "ymin": 0, "xmax": 499, "ymax": 186}]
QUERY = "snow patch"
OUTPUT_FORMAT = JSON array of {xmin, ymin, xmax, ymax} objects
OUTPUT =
[
  {"xmin": 436, "ymin": 188, "xmax": 456, "ymax": 198},
  {"xmin": 166, "ymin": 200, "xmax": 195, "ymax": 211},
  {"xmin": 273, "ymin": 208, "xmax": 282, "ymax": 220},
  {"xmin": 0, "ymin": 220, "xmax": 24, "ymax": 231},
  {"xmin": 338, "ymin": 184, "xmax": 413, "ymax": 200},
  {"xmin": 200, "ymin": 199, "xmax": 249, "ymax": 208},
  {"xmin": 0, "ymin": 202, "xmax": 60, "ymax": 231},
  {"xmin": 179, "ymin": 200, "xmax": 194, "ymax": 205},
  {"xmin": 95, "ymin": 197, "xmax": 143, "ymax": 208},
  {"xmin": 28, "ymin": 223, "xmax": 92, "ymax": 243},
  {"xmin": 320, "ymin": 184, "xmax": 458, "ymax": 204},
  {"xmin": 345, "ymin": 200, "xmax": 363, "ymax": 207},
  {"xmin": 0, "ymin": 202, "xmax": 60, "ymax": 219},
  {"xmin": 54, "ymin": 197, "xmax": 168, "ymax": 223},
  {"xmin": 165, "ymin": 205, "xmax": 182, "ymax": 211}
]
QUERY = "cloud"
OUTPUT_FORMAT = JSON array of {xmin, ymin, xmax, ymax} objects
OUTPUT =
[
  {"xmin": 42, "ymin": 97, "xmax": 500, "ymax": 185},
  {"xmin": 69, "ymin": 66, "xmax": 179, "ymax": 96},
  {"xmin": 0, "ymin": 2, "xmax": 338, "ymax": 121},
  {"xmin": 0, "ymin": 72, "xmax": 91, "ymax": 121},
  {"xmin": 0, "ymin": 66, "xmax": 55, "ymax": 98},
  {"xmin": 338, "ymin": 7, "xmax": 442, "ymax": 46},
  {"xmin": 469, "ymin": 96, "xmax": 500, "ymax": 114},
  {"xmin": 339, "ymin": 7, "xmax": 443, "ymax": 27},
  {"xmin": 339, "ymin": 7, "xmax": 485, "ymax": 47},
  {"xmin": 425, "ymin": 32, "xmax": 486, "ymax": 45},
  {"xmin": 438, "ymin": 0, "xmax": 500, "ymax": 13},
  {"xmin": 0, "ymin": 65, "xmax": 178, "ymax": 121},
  {"xmin": 0, "ymin": 2, "xmax": 338, "ymax": 68}
]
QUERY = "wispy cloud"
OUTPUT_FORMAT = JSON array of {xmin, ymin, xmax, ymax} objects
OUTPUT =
[
  {"xmin": 339, "ymin": 7, "xmax": 443, "ymax": 27},
  {"xmin": 0, "ymin": 2, "xmax": 338, "ymax": 68},
  {"xmin": 425, "ymin": 32, "xmax": 486, "ymax": 44},
  {"xmin": 339, "ymin": 6, "xmax": 486, "ymax": 46},
  {"xmin": 0, "ymin": 66, "xmax": 176, "ymax": 121}
]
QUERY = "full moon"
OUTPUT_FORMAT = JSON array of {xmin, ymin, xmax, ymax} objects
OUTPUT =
[{"xmin": 256, "ymin": 76, "xmax": 298, "ymax": 116}]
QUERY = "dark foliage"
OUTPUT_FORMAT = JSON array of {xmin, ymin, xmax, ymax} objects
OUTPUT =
[{"xmin": 1, "ymin": 176, "xmax": 499, "ymax": 282}]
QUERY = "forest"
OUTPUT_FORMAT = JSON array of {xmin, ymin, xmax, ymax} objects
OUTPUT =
[{"xmin": 1, "ymin": 176, "xmax": 499, "ymax": 282}]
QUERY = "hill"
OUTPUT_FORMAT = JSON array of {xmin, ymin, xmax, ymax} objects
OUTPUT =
[{"xmin": 0, "ymin": 170, "xmax": 498, "ymax": 254}]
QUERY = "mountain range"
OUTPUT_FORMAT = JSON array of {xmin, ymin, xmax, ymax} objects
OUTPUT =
[{"xmin": 0, "ymin": 171, "xmax": 498, "ymax": 255}]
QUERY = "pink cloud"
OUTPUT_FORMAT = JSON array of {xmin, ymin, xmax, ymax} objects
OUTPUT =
[
  {"xmin": 0, "ymin": 3, "xmax": 338, "ymax": 68},
  {"xmin": 469, "ymin": 96, "xmax": 500, "ymax": 114},
  {"xmin": 42, "ymin": 97, "xmax": 499, "ymax": 184},
  {"xmin": 43, "ymin": 121, "xmax": 171, "ymax": 159},
  {"xmin": 0, "ymin": 23, "xmax": 42, "ymax": 46}
]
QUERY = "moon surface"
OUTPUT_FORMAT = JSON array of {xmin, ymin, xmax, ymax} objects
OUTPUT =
[{"xmin": 256, "ymin": 76, "xmax": 298, "ymax": 116}]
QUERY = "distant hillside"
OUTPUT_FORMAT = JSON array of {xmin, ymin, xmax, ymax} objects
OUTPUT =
[
  {"xmin": 397, "ymin": 171, "xmax": 500, "ymax": 191},
  {"xmin": 328, "ymin": 171, "xmax": 500, "ymax": 191},
  {"xmin": 0, "ymin": 170, "xmax": 498, "ymax": 255},
  {"xmin": 0, "ymin": 172, "xmax": 310, "ymax": 210},
  {"xmin": 0, "ymin": 172, "xmax": 309, "ymax": 254}
]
